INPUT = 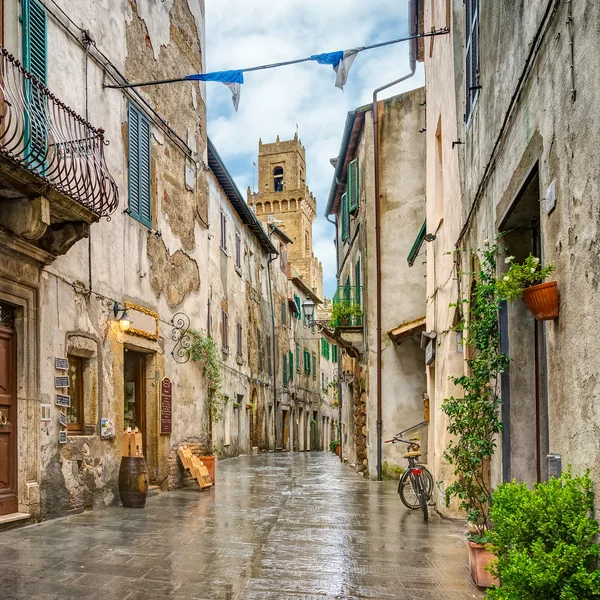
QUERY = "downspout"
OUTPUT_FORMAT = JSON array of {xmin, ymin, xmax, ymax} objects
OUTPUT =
[
  {"xmin": 327, "ymin": 213, "xmax": 343, "ymax": 463},
  {"xmin": 267, "ymin": 253, "xmax": 278, "ymax": 451},
  {"xmin": 373, "ymin": 0, "xmax": 418, "ymax": 481}
]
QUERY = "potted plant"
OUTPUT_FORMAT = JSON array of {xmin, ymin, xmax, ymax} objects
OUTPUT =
[
  {"xmin": 495, "ymin": 254, "xmax": 557, "ymax": 320},
  {"xmin": 329, "ymin": 439, "xmax": 340, "ymax": 455},
  {"xmin": 330, "ymin": 303, "xmax": 362, "ymax": 327},
  {"xmin": 246, "ymin": 402, "xmax": 255, "ymax": 411},
  {"xmin": 443, "ymin": 242, "xmax": 508, "ymax": 588},
  {"xmin": 486, "ymin": 470, "xmax": 600, "ymax": 598}
]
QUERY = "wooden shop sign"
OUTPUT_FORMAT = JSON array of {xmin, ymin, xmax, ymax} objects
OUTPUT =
[{"xmin": 160, "ymin": 377, "xmax": 172, "ymax": 435}]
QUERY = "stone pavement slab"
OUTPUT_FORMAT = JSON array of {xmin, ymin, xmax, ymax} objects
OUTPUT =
[{"xmin": 0, "ymin": 452, "xmax": 483, "ymax": 600}]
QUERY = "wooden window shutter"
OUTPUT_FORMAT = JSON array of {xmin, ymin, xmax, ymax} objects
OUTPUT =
[
  {"xmin": 128, "ymin": 104, "xmax": 152, "ymax": 227},
  {"xmin": 340, "ymin": 192, "xmax": 348, "ymax": 241},
  {"xmin": 348, "ymin": 159, "xmax": 359, "ymax": 214},
  {"xmin": 289, "ymin": 350, "xmax": 294, "ymax": 381},
  {"xmin": 23, "ymin": 0, "xmax": 47, "ymax": 84},
  {"xmin": 283, "ymin": 354, "xmax": 288, "ymax": 387}
]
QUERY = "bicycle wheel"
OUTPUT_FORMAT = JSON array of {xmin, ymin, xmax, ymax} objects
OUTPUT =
[
  {"xmin": 419, "ymin": 465, "xmax": 434, "ymax": 500},
  {"xmin": 415, "ymin": 474, "xmax": 429, "ymax": 521},
  {"xmin": 398, "ymin": 470, "xmax": 420, "ymax": 509}
]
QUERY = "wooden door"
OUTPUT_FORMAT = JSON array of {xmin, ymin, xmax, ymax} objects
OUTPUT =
[
  {"xmin": 282, "ymin": 411, "xmax": 289, "ymax": 450},
  {"xmin": 0, "ymin": 325, "xmax": 17, "ymax": 516}
]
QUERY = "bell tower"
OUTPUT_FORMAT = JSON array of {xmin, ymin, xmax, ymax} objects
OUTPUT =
[{"xmin": 249, "ymin": 134, "xmax": 323, "ymax": 300}]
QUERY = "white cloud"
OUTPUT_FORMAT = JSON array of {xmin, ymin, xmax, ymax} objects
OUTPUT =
[{"xmin": 205, "ymin": 1, "xmax": 423, "ymax": 296}]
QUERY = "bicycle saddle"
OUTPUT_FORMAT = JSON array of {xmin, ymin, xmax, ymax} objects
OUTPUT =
[{"xmin": 403, "ymin": 451, "xmax": 421, "ymax": 458}]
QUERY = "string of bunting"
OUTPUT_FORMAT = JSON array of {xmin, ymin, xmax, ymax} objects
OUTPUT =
[{"xmin": 104, "ymin": 29, "xmax": 448, "ymax": 111}]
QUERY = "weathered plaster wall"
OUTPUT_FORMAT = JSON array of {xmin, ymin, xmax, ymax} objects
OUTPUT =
[
  {"xmin": 424, "ymin": 0, "xmax": 466, "ymax": 516},
  {"xmin": 455, "ymin": 0, "xmax": 600, "ymax": 510}
]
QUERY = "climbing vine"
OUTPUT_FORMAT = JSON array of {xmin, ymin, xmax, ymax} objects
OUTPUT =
[
  {"xmin": 189, "ymin": 330, "xmax": 226, "ymax": 423},
  {"xmin": 442, "ymin": 242, "xmax": 510, "ymax": 540}
]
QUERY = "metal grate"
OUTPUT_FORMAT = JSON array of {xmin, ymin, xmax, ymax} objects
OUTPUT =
[{"xmin": 0, "ymin": 303, "xmax": 15, "ymax": 329}]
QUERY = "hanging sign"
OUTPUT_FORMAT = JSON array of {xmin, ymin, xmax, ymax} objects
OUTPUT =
[{"xmin": 160, "ymin": 378, "xmax": 172, "ymax": 435}]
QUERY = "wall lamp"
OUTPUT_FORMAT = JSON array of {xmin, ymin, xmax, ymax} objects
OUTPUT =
[
  {"xmin": 113, "ymin": 302, "xmax": 131, "ymax": 332},
  {"xmin": 302, "ymin": 298, "xmax": 316, "ymax": 322},
  {"xmin": 424, "ymin": 233, "xmax": 437, "ymax": 242}
]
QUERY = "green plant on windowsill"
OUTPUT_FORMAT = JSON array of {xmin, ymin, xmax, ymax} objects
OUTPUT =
[
  {"xmin": 232, "ymin": 402, "xmax": 240, "ymax": 410},
  {"xmin": 246, "ymin": 402, "xmax": 255, "ymax": 411},
  {"xmin": 311, "ymin": 418, "xmax": 318, "ymax": 426},
  {"xmin": 330, "ymin": 302, "xmax": 362, "ymax": 327},
  {"xmin": 495, "ymin": 253, "xmax": 554, "ymax": 300}
]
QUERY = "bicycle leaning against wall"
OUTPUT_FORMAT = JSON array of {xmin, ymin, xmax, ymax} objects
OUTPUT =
[{"xmin": 384, "ymin": 431, "xmax": 433, "ymax": 521}]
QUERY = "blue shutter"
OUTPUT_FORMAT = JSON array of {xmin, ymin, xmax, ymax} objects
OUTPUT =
[
  {"xmin": 128, "ymin": 104, "xmax": 152, "ymax": 228},
  {"xmin": 348, "ymin": 159, "xmax": 359, "ymax": 214}
]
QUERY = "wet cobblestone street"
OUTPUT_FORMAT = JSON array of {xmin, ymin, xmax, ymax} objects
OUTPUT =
[{"xmin": 1, "ymin": 453, "xmax": 482, "ymax": 600}]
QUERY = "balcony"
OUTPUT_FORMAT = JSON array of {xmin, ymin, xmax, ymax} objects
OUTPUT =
[
  {"xmin": 0, "ymin": 47, "xmax": 118, "ymax": 260},
  {"xmin": 331, "ymin": 286, "xmax": 363, "ymax": 328}
]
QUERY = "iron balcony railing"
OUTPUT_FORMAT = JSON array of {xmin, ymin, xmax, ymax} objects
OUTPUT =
[
  {"xmin": 331, "ymin": 285, "xmax": 363, "ymax": 328},
  {"xmin": 0, "ymin": 47, "xmax": 118, "ymax": 217}
]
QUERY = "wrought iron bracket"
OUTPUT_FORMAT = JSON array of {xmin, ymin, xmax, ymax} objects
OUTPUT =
[{"xmin": 171, "ymin": 312, "xmax": 191, "ymax": 364}]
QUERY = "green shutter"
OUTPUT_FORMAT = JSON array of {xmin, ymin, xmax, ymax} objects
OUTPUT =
[
  {"xmin": 295, "ymin": 295, "xmax": 301, "ymax": 319},
  {"xmin": 128, "ymin": 104, "xmax": 152, "ymax": 228},
  {"xmin": 22, "ymin": 0, "xmax": 47, "ymax": 170},
  {"xmin": 355, "ymin": 258, "xmax": 361, "ymax": 307},
  {"xmin": 348, "ymin": 159, "xmax": 359, "ymax": 214},
  {"xmin": 283, "ymin": 354, "xmax": 288, "ymax": 387},
  {"xmin": 289, "ymin": 351, "xmax": 294, "ymax": 381},
  {"xmin": 340, "ymin": 192, "xmax": 348, "ymax": 241},
  {"xmin": 332, "ymin": 345, "xmax": 338, "ymax": 362}
]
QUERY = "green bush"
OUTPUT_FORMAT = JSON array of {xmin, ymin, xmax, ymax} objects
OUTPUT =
[
  {"xmin": 485, "ymin": 470, "xmax": 600, "ymax": 599},
  {"xmin": 329, "ymin": 440, "xmax": 340, "ymax": 452}
]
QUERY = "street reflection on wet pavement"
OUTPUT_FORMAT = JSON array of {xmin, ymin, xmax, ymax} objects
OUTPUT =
[{"xmin": 1, "ymin": 452, "xmax": 482, "ymax": 600}]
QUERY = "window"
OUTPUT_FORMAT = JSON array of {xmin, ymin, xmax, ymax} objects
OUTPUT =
[
  {"xmin": 235, "ymin": 232, "xmax": 242, "ymax": 270},
  {"xmin": 280, "ymin": 244, "xmax": 287, "ymax": 273},
  {"xmin": 127, "ymin": 104, "xmax": 152, "ymax": 227},
  {"xmin": 332, "ymin": 344, "xmax": 338, "ymax": 363},
  {"xmin": 296, "ymin": 344, "xmax": 300, "ymax": 372},
  {"xmin": 348, "ymin": 159, "xmax": 359, "ymax": 214},
  {"xmin": 221, "ymin": 310, "xmax": 229, "ymax": 351},
  {"xmin": 340, "ymin": 192, "xmax": 349, "ymax": 242},
  {"xmin": 465, "ymin": 0, "xmax": 480, "ymax": 124},
  {"xmin": 321, "ymin": 337, "xmax": 330, "ymax": 360},
  {"xmin": 236, "ymin": 323, "xmax": 243, "ymax": 358},
  {"xmin": 305, "ymin": 231, "xmax": 309, "ymax": 251},
  {"xmin": 220, "ymin": 211, "xmax": 227, "ymax": 252},
  {"xmin": 283, "ymin": 354, "xmax": 288, "ymax": 387},
  {"xmin": 322, "ymin": 372, "xmax": 325, "ymax": 391},
  {"xmin": 266, "ymin": 335, "xmax": 272, "ymax": 376},
  {"xmin": 67, "ymin": 355, "xmax": 84, "ymax": 434},
  {"xmin": 312, "ymin": 353, "xmax": 316, "ymax": 379},
  {"xmin": 273, "ymin": 166, "xmax": 284, "ymax": 192},
  {"xmin": 281, "ymin": 300, "xmax": 287, "ymax": 327},
  {"xmin": 289, "ymin": 350, "xmax": 294, "ymax": 381},
  {"xmin": 257, "ymin": 329, "xmax": 264, "ymax": 372},
  {"xmin": 304, "ymin": 349, "xmax": 311, "ymax": 375}
]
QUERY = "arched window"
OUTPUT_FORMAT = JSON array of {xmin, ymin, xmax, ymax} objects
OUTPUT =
[{"xmin": 273, "ymin": 166, "xmax": 284, "ymax": 192}]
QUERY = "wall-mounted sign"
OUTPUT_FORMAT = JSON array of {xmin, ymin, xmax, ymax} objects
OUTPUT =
[
  {"xmin": 59, "ymin": 412, "xmax": 68, "ymax": 427},
  {"xmin": 55, "ymin": 357, "xmax": 69, "ymax": 371},
  {"xmin": 125, "ymin": 302, "xmax": 159, "ymax": 341},
  {"xmin": 59, "ymin": 431, "xmax": 68, "ymax": 444},
  {"xmin": 55, "ymin": 376, "xmax": 70, "ymax": 389},
  {"xmin": 160, "ymin": 377, "xmax": 172, "ymax": 435},
  {"xmin": 41, "ymin": 404, "xmax": 51, "ymax": 422},
  {"xmin": 55, "ymin": 394, "xmax": 70, "ymax": 408}
]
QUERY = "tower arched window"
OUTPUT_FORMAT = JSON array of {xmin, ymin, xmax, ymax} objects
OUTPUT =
[{"xmin": 273, "ymin": 166, "xmax": 284, "ymax": 192}]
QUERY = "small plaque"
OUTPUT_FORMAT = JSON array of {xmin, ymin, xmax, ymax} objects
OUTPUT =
[
  {"xmin": 41, "ymin": 404, "xmax": 51, "ymax": 422},
  {"xmin": 59, "ymin": 412, "xmax": 68, "ymax": 427},
  {"xmin": 546, "ymin": 180, "xmax": 556, "ymax": 214},
  {"xmin": 55, "ymin": 394, "xmax": 71, "ymax": 408},
  {"xmin": 101, "ymin": 418, "xmax": 115, "ymax": 440},
  {"xmin": 55, "ymin": 376, "xmax": 70, "ymax": 389},
  {"xmin": 59, "ymin": 431, "xmax": 68, "ymax": 444},
  {"xmin": 55, "ymin": 357, "xmax": 69, "ymax": 371},
  {"xmin": 160, "ymin": 377, "xmax": 173, "ymax": 435}
]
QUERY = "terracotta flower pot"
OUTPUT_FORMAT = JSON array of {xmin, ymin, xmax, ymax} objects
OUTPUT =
[
  {"xmin": 199, "ymin": 455, "xmax": 215, "ymax": 484},
  {"xmin": 468, "ymin": 541, "xmax": 498, "ymax": 589},
  {"xmin": 522, "ymin": 281, "xmax": 559, "ymax": 321},
  {"xmin": 335, "ymin": 445, "xmax": 340, "ymax": 456}
]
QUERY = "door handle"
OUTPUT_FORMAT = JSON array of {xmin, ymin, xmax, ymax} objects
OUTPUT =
[{"xmin": 0, "ymin": 411, "xmax": 7, "ymax": 426}]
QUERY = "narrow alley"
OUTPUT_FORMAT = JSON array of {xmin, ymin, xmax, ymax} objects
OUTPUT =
[{"xmin": 1, "ymin": 453, "xmax": 480, "ymax": 600}]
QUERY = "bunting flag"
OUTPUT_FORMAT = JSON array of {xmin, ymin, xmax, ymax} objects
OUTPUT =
[
  {"xmin": 311, "ymin": 49, "xmax": 360, "ymax": 90},
  {"xmin": 185, "ymin": 70, "xmax": 244, "ymax": 111}
]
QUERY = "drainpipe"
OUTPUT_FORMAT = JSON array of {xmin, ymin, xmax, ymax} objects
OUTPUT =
[
  {"xmin": 327, "ymin": 214, "xmax": 343, "ymax": 463},
  {"xmin": 267, "ymin": 253, "xmax": 278, "ymax": 451},
  {"xmin": 373, "ymin": 0, "xmax": 418, "ymax": 481}
]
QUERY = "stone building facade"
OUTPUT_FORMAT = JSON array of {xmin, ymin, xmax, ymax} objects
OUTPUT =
[
  {"xmin": 325, "ymin": 90, "xmax": 428, "ymax": 479},
  {"xmin": 424, "ymin": 0, "xmax": 600, "ymax": 514}
]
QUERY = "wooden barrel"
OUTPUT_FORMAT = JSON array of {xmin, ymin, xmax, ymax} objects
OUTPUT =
[{"xmin": 118, "ymin": 456, "xmax": 149, "ymax": 508}]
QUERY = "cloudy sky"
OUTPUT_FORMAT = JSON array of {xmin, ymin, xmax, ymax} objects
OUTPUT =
[{"xmin": 205, "ymin": 1, "xmax": 424, "ymax": 297}]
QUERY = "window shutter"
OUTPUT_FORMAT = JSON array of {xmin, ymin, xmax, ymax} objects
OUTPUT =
[
  {"xmin": 128, "ymin": 104, "xmax": 152, "ymax": 227},
  {"xmin": 289, "ymin": 351, "xmax": 294, "ymax": 381},
  {"xmin": 348, "ymin": 159, "xmax": 359, "ymax": 214},
  {"xmin": 332, "ymin": 345, "xmax": 338, "ymax": 363},
  {"xmin": 295, "ymin": 295, "xmax": 301, "ymax": 319},
  {"xmin": 355, "ymin": 258, "xmax": 361, "ymax": 307},
  {"xmin": 23, "ymin": 0, "xmax": 47, "ymax": 84},
  {"xmin": 340, "ymin": 192, "xmax": 348, "ymax": 241},
  {"xmin": 282, "ymin": 301, "xmax": 286, "ymax": 327},
  {"xmin": 283, "ymin": 354, "xmax": 288, "ymax": 387}
]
